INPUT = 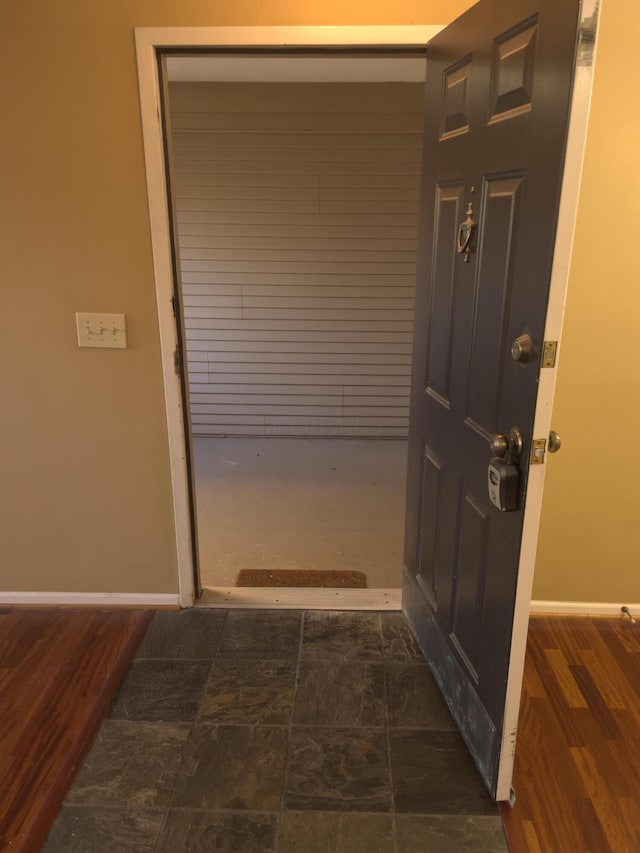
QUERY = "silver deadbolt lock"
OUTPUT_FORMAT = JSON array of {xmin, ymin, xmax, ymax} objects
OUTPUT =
[
  {"xmin": 511, "ymin": 334, "xmax": 534, "ymax": 362},
  {"xmin": 488, "ymin": 427, "xmax": 523, "ymax": 512}
]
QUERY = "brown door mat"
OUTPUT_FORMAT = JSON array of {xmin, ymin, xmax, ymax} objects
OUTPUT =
[{"xmin": 235, "ymin": 569, "xmax": 367, "ymax": 588}]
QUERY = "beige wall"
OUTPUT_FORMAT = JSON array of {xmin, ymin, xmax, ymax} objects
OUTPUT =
[
  {"xmin": 2, "ymin": 0, "xmax": 635, "ymax": 601},
  {"xmin": 0, "ymin": 1, "xmax": 470, "ymax": 594},
  {"xmin": 532, "ymin": 0, "xmax": 640, "ymax": 602}
]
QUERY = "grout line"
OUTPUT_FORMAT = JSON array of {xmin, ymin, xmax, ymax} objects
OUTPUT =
[
  {"xmin": 274, "ymin": 609, "xmax": 306, "ymax": 849},
  {"xmin": 380, "ymin": 611, "xmax": 399, "ymax": 853}
]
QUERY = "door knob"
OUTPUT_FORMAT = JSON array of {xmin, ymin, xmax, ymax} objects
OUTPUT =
[
  {"xmin": 511, "ymin": 334, "xmax": 534, "ymax": 362},
  {"xmin": 548, "ymin": 430, "xmax": 562, "ymax": 453},
  {"xmin": 490, "ymin": 427, "xmax": 523, "ymax": 459},
  {"xmin": 490, "ymin": 434, "xmax": 510, "ymax": 458}
]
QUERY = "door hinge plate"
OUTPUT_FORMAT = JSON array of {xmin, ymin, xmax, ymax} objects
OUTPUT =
[
  {"xmin": 530, "ymin": 438, "xmax": 546, "ymax": 464},
  {"xmin": 173, "ymin": 347, "xmax": 180, "ymax": 375},
  {"xmin": 541, "ymin": 340, "xmax": 558, "ymax": 368}
]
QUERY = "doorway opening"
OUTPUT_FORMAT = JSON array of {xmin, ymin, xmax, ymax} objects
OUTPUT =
[{"xmin": 161, "ymin": 50, "xmax": 427, "ymax": 606}]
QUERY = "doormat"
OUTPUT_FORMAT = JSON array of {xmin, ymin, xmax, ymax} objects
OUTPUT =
[{"xmin": 235, "ymin": 569, "xmax": 367, "ymax": 588}]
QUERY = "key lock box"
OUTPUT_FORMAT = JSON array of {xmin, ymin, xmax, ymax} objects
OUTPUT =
[{"xmin": 488, "ymin": 427, "xmax": 523, "ymax": 512}]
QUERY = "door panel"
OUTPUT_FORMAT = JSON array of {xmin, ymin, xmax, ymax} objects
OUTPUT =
[
  {"xmin": 426, "ymin": 183, "xmax": 464, "ymax": 403},
  {"xmin": 403, "ymin": 0, "xmax": 581, "ymax": 798},
  {"xmin": 467, "ymin": 175, "xmax": 523, "ymax": 435}
]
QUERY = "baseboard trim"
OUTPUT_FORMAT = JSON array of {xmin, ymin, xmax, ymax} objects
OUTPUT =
[
  {"xmin": 0, "ymin": 592, "xmax": 180, "ymax": 607},
  {"xmin": 198, "ymin": 587, "xmax": 402, "ymax": 610},
  {"xmin": 530, "ymin": 600, "xmax": 640, "ymax": 617}
]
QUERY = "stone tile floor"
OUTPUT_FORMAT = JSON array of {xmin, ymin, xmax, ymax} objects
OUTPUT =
[{"xmin": 43, "ymin": 610, "xmax": 508, "ymax": 852}]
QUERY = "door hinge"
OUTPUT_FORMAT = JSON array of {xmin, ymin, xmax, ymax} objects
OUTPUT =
[
  {"xmin": 530, "ymin": 438, "xmax": 546, "ymax": 464},
  {"xmin": 171, "ymin": 295, "xmax": 176, "ymax": 317},
  {"xmin": 541, "ymin": 340, "xmax": 558, "ymax": 368},
  {"xmin": 173, "ymin": 347, "xmax": 180, "ymax": 375}
]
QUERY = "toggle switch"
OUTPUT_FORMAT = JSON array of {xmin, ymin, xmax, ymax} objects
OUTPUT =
[{"xmin": 76, "ymin": 313, "xmax": 127, "ymax": 349}]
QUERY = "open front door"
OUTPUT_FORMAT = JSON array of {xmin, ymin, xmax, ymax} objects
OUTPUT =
[{"xmin": 403, "ymin": 0, "xmax": 586, "ymax": 798}]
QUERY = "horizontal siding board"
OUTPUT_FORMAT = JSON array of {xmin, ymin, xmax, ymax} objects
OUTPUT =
[
  {"xmin": 178, "ymin": 236, "xmax": 417, "ymax": 251},
  {"xmin": 264, "ymin": 426, "xmax": 409, "ymax": 437},
  {"xmin": 191, "ymin": 404, "xmax": 344, "ymax": 416},
  {"xmin": 203, "ymin": 370, "xmax": 410, "ymax": 383},
  {"xmin": 175, "ymin": 173, "xmax": 420, "ymax": 189},
  {"xmin": 173, "ymin": 162, "xmax": 421, "ymax": 178},
  {"xmin": 177, "ymin": 211, "xmax": 419, "ymax": 226},
  {"xmin": 192, "ymin": 424, "xmax": 266, "ymax": 436},
  {"xmin": 170, "ymin": 127, "xmax": 422, "ymax": 147},
  {"xmin": 182, "ymin": 273, "xmax": 415, "ymax": 286},
  {"xmin": 179, "ymin": 248, "xmax": 415, "ymax": 263},
  {"xmin": 191, "ymin": 341, "xmax": 412, "ymax": 354},
  {"xmin": 182, "ymin": 284, "xmax": 414, "ymax": 299},
  {"xmin": 183, "ymin": 320, "xmax": 413, "ymax": 332},
  {"xmin": 171, "ymin": 110, "xmax": 422, "ymax": 132},
  {"xmin": 178, "ymin": 225, "xmax": 418, "ymax": 239},
  {"xmin": 241, "ymin": 297, "xmax": 413, "ymax": 310},
  {"xmin": 171, "ymin": 81, "xmax": 420, "ymax": 438},
  {"xmin": 264, "ymin": 416, "xmax": 409, "ymax": 427},
  {"xmin": 185, "ymin": 329, "xmax": 412, "ymax": 343},
  {"xmin": 192, "ymin": 383, "xmax": 344, "ymax": 396}
]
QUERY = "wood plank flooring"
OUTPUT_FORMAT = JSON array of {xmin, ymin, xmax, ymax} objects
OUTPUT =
[
  {"xmin": 0, "ymin": 608, "xmax": 153, "ymax": 853},
  {"xmin": 501, "ymin": 616, "xmax": 640, "ymax": 853}
]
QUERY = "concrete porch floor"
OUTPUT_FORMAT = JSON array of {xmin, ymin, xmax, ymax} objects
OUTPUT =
[{"xmin": 192, "ymin": 438, "xmax": 408, "ymax": 589}]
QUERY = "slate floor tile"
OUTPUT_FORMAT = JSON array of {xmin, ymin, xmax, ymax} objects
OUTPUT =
[
  {"xmin": 218, "ymin": 611, "xmax": 301, "ymax": 659},
  {"xmin": 380, "ymin": 613, "xmax": 423, "ymax": 662},
  {"xmin": 389, "ymin": 730, "xmax": 498, "ymax": 815},
  {"xmin": 171, "ymin": 724, "xmax": 288, "ymax": 811},
  {"xmin": 65, "ymin": 720, "xmax": 189, "ymax": 809},
  {"xmin": 293, "ymin": 662, "xmax": 385, "ymax": 727},
  {"xmin": 301, "ymin": 612, "xmax": 382, "ymax": 661},
  {"xmin": 200, "ymin": 659, "xmax": 296, "ymax": 725},
  {"xmin": 109, "ymin": 659, "xmax": 211, "ymax": 722},
  {"xmin": 135, "ymin": 609, "xmax": 226, "ymax": 659},
  {"xmin": 41, "ymin": 807, "xmax": 164, "ymax": 853},
  {"xmin": 385, "ymin": 663, "xmax": 457, "ymax": 729},
  {"xmin": 156, "ymin": 810, "xmax": 277, "ymax": 852},
  {"xmin": 396, "ymin": 815, "xmax": 509, "ymax": 853},
  {"xmin": 277, "ymin": 812, "xmax": 394, "ymax": 853},
  {"xmin": 284, "ymin": 727, "xmax": 391, "ymax": 812}
]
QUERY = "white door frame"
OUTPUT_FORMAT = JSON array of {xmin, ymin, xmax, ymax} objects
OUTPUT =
[
  {"xmin": 134, "ymin": 16, "xmax": 599, "ymax": 799},
  {"xmin": 134, "ymin": 25, "xmax": 443, "ymax": 608}
]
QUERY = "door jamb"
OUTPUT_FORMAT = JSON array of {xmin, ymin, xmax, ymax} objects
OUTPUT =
[{"xmin": 134, "ymin": 25, "xmax": 442, "ymax": 608}]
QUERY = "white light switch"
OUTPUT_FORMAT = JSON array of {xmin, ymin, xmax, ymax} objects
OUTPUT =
[{"xmin": 76, "ymin": 312, "xmax": 127, "ymax": 349}]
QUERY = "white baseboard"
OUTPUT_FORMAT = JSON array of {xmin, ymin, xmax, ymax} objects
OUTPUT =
[
  {"xmin": 530, "ymin": 600, "xmax": 640, "ymax": 617},
  {"xmin": 0, "ymin": 592, "xmax": 180, "ymax": 607}
]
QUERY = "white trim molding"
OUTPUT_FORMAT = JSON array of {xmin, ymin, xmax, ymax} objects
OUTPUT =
[
  {"xmin": 0, "ymin": 592, "xmax": 180, "ymax": 607},
  {"xmin": 530, "ymin": 600, "xmax": 640, "ymax": 617},
  {"xmin": 134, "ymin": 25, "xmax": 442, "ymax": 610},
  {"xmin": 198, "ymin": 587, "xmax": 401, "ymax": 610}
]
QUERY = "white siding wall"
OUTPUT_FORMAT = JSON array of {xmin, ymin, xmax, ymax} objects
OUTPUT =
[{"xmin": 169, "ymin": 82, "xmax": 423, "ymax": 438}]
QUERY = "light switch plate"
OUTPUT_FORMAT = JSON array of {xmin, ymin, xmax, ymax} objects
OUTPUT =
[{"xmin": 76, "ymin": 312, "xmax": 127, "ymax": 349}]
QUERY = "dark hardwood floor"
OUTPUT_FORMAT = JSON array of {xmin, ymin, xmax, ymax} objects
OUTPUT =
[
  {"xmin": 501, "ymin": 615, "xmax": 640, "ymax": 853},
  {"xmin": 0, "ymin": 608, "xmax": 153, "ymax": 853}
]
